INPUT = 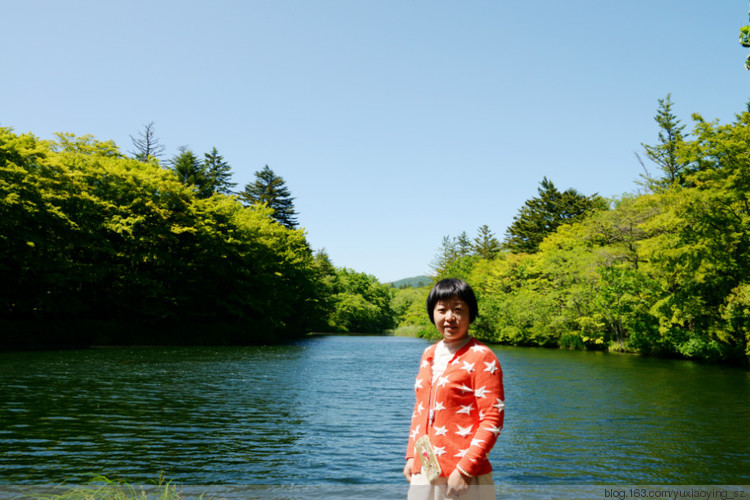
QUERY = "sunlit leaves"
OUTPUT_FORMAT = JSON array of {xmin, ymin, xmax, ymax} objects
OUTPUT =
[{"xmin": 0, "ymin": 129, "xmax": 325, "ymax": 342}]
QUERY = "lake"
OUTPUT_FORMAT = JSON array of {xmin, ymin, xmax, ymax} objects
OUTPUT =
[{"xmin": 0, "ymin": 335, "xmax": 748, "ymax": 498}]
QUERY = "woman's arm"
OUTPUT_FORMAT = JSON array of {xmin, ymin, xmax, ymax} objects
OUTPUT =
[
  {"xmin": 405, "ymin": 350, "xmax": 430, "ymax": 470},
  {"xmin": 455, "ymin": 349, "xmax": 504, "ymax": 476}
]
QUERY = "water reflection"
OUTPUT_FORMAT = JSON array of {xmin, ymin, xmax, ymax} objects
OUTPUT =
[
  {"xmin": 496, "ymin": 347, "xmax": 750, "ymax": 484},
  {"xmin": 0, "ymin": 337, "xmax": 748, "ymax": 486}
]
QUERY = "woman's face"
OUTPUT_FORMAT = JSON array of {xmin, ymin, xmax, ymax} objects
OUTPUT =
[{"xmin": 433, "ymin": 296, "xmax": 470, "ymax": 343}]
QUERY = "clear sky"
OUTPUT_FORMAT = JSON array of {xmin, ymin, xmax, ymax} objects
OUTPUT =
[{"xmin": 3, "ymin": 1, "xmax": 749, "ymax": 283}]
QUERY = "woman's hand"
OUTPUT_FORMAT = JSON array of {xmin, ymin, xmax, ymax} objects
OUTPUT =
[
  {"xmin": 403, "ymin": 458, "xmax": 414, "ymax": 482},
  {"xmin": 446, "ymin": 468, "xmax": 471, "ymax": 496}
]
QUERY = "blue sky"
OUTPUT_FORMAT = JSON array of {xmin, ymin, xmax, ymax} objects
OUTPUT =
[{"xmin": 3, "ymin": 1, "xmax": 749, "ymax": 283}]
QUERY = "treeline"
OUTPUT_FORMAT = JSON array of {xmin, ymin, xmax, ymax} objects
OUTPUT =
[
  {"xmin": 0, "ymin": 127, "xmax": 393, "ymax": 345},
  {"xmin": 4, "ymin": 96, "xmax": 749, "ymax": 363},
  {"xmin": 395, "ymin": 96, "xmax": 750, "ymax": 365}
]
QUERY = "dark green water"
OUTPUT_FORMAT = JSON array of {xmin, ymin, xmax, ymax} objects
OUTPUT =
[{"xmin": 0, "ymin": 335, "xmax": 748, "ymax": 490}]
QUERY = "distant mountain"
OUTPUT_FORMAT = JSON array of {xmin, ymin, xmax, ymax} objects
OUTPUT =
[{"xmin": 388, "ymin": 275, "xmax": 431, "ymax": 288}]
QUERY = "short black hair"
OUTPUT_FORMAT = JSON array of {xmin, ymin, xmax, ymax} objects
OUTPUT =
[{"xmin": 426, "ymin": 278, "xmax": 479, "ymax": 324}]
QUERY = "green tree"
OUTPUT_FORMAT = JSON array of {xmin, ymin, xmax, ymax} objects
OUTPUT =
[
  {"xmin": 472, "ymin": 225, "xmax": 500, "ymax": 260},
  {"xmin": 51, "ymin": 132, "xmax": 121, "ymax": 157},
  {"xmin": 328, "ymin": 268, "xmax": 394, "ymax": 333},
  {"xmin": 308, "ymin": 249, "xmax": 338, "ymax": 331},
  {"xmin": 503, "ymin": 177, "xmax": 606, "ymax": 254},
  {"xmin": 171, "ymin": 146, "xmax": 211, "ymax": 197},
  {"xmin": 412, "ymin": 100, "xmax": 750, "ymax": 365},
  {"xmin": 644, "ymin": 109, "xmax": 750, "ymax": 361},
  {"xmin": 0, "ymin": 128, "xmax": 326, "ymax": 345},
  {"xmin": 202, "ymin": 147, "xmax": 236, "ymax": 195},
  {"xmin": 239, "ymin": 165, "xmax": 298, "ymax": 229},
  {"xmin": 641, "ymin": 94, "xmax": 688, "ymax": 187},
  {"xmin": 455, "ymin": 231, "xmax": 472, "ymax": 256},
  {"xmin": 431, "ymin": 234, "xmax": 478, "ymax": 281},
  {"xmin": 740, "ymin": 4, "xmax": 750, "ymax": 70},
  {"xmin": 391, "ymin": 285, "xmax": 435, "ymax": 338}
]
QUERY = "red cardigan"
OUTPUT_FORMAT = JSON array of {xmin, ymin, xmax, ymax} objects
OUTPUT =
[{"xmin": 406, "ymin": 337, "xmax": 504, "ymax": 478}]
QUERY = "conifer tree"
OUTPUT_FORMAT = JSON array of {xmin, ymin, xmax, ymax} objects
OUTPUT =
[
  {"xmin": 503, "ymin": 177, "xmax": 606, "ymax": 254},
  {"xmin": 641, "ymin": 94, "xmax": 688, "ymax": 187},
  {"xmin": 472, "ymin": 225, "xmax": 501, "ymax": 260},
  {"xmin": 455, "ymin": 231, "xmax": 473, "ymax": 257},
  {"xmin": 239, "ymin": 165, "xmax": 298, "ymax": 229},
  {"xmin": 171, "ymin": 146, "xmax": 211, "ymax": 198},
  {"xmin": 203, "ymin": 147, "xmax": 236, "ymax": 195}
]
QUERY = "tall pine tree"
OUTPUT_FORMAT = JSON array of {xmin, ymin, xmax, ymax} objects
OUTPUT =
[
  {"xmin": 472, "ymin": 225, "xmax": 501, "ymax": 260},
  {"xmin": 171, "ymin": 146, "xmax": 211, "ymax": 198},
  {"xmin": 239, "ymin": 165, "xmax": 298, "ymax": 229},
  {"xmin": 503, "ymin": 177, "xmax": 606, "ymax": 254},
  {"xmin": 641, "ymin": 93, "xmax": 688, "ymax": 187},
  {"xmin": 203, "ymin": 147, "xmax": 236, "ymax": 195}
]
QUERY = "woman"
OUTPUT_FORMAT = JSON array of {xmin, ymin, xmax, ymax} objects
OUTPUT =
[{"xmin": 404, "ymin": 278, "xmax": 504, "ymax": 500}]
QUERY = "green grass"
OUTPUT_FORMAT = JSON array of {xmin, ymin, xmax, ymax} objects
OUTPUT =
[{"xmin": 35, "ymin": 475, "xmax": 190, "ymax": 500}]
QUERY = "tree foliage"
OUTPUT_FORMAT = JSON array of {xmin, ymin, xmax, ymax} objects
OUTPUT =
[
  {"xmin": 312, "ymin": 257, "xmax": 395, "ymax": 333},
  {"xmin": 503, "ymin": 177, "xmax": 607, "ymax": 254},
  {"xmin": 472, "ymin": 224, "xmax": 501, "ymax": 260},
  {"xmin": 169, "ymin": 146, "xmax": 236, "ymax": 199},
  {"xmin": 640, "ymin": 94, "xmax": 688, "ymax": 188},
  {"xmin": 239, "ymin": 165, "xmax": 298, "ymax": 229},
  {"xmin": 203, "ymin": 147, "xmax": 236, "ymax": 195},
  {"xmin": 391, "ymin": 285, "xmax": 435, "ymax": 338},
  {"xmin": 0, "ymin": 128, "xmax": 328, "ymax": 345},
  {"xmin": 170, "ymin": 146, "xmax": 211, "ymax": 198},
  {"xmin": 395, "ymin": 101, "xmax": 750, "ymax": 364},
  {"xmin": 740, "ymin": 4, "xmax": 750, "ymax": 70},
  {"xmin": 431, "ymin": 233, "xmax": 477, "ymax": 282}
]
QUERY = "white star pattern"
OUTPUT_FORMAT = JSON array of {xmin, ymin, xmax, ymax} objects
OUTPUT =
[
  {"xmin": 456, "ymin": 402, "xmax": 473, "ymax": 415},
  {"xmin": 484, "ymin": 424, "xmax": 502, "ymax": 437},
  {"xmin": 409, "ymin": 339, "xmax": 504, "ymax": 472},
  {"xmin": 474, "ymin": 386, "xmax": 490, "ymax": 399},
  {"xmin": 456, "ymin": 424, "xmax": 473, "ymax": 437}
]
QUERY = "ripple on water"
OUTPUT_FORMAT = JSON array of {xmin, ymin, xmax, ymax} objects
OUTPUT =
[{"xmin": 0, "ymin": 338, "xmax": 748, "ymax": 486}]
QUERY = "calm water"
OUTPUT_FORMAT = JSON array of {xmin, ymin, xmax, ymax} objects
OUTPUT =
[{"xmin": 0, "ymin": 335, "xmax": 748, "ymax": 493}]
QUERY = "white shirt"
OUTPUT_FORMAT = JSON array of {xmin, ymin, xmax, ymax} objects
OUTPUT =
[{"xmin": 431, "ymin": 336, "xmax": 471, "ymax": 384}]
